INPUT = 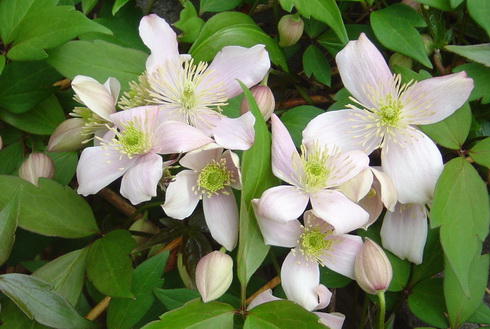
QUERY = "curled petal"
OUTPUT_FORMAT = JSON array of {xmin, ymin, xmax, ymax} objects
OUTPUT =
[
  {"xmin": 255, "ymin": 185, "xmax": 309, "ymax": 223},
  {"xmin": 153, "ymin": 121, "xmax": 213, "ymax": 154},
  {"xmin": 162, "ymin": 170, "xmax": 200, "ymax": 219},
  {"xmin": 247, "ymin": 289, "xmax": 281, "ymax": 310},
  {"xmin": 314, "ymin": 312, "xmax": 346, "ymax": 329},
  {"xmin": 120, "ymin": 153, "xmax": 162, "ymax": 205},
  {"xmin": 203, "ymin": 191, "xmax": 239, "ymax": 251},
  {"xmin": 338, "ymin": 168, "xmax": 373, "ymax": 202},
  {"xmin": 371, "ymin": 166, "xmax": 397, "ymax": 211},
  {"xmin": 213, "ymin": 112, "xmax": 255, "ymax": 150},
  {"xmin": 103, "ymin": 77, "xmax": 121, "ymax": 104},
  {"xmin": 72, "ymin": 75, "xmax": 116, "ymax": 121}
]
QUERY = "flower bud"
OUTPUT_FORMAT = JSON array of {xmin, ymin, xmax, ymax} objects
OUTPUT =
[
  {"xmin": 354, "ymin": 238, "xmax": 392, "ymax": 295},
  {"xmin": 19, "ymin": 153, "xmax": 54, "ymax": 186},
  {"xmin": 421, "ymin": 34, "xmax": 435, "ymax": 56},
  {"xmin": 129, "ymin": 218, "xmax": 159, "ymax": 246},
  {"xmin": 47, "ymin": 118, "xmax": 86, "ymax": 152},
  {"xmin": 278, "ymin": 14, "xmax": 304, "ymax": 47},
  {"xmin": 240, "ymin": 86, "xmax": 275, "ymax": 121},
  {"xmin": 0, "ymin": 135, "xmax": 3, "ymax": 150},
  {"xmin": 195, "ymin": 251, "xmax": 233, "ymax": 303},
  {"xmin": 388, "ymin": 53, "xmax": 413, "ymax": 70}
]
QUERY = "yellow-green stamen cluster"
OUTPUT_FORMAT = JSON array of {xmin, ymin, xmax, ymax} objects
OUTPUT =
[
  {"xmin": 71, "ymin": 107, "xmax": 110, "ymax": 142},
  {"xmin": 295, "ymin": 144, "xmax": 332, "ymax": 193},
  {"xmin": 297, "ymin": 224, "xmax": 334, "ymax": 265},
  {"xmin": 195, "ymin": 158, "xmax": 233, "ymax": 198},
  {"xmin": 110, "ymin": 121, "xmax": 151, "ymax": 159},
  {"xmin": 119, "ymin": 73, "xmax": 154, "ymax": 110}
]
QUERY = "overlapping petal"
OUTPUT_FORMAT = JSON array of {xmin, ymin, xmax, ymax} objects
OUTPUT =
[
  {"xmin": 72, "ymin": 75, "xmax": 117, "ymax": 121},
  {"xmin": 212, "ymin": 112, "xmax": 255, "ymax": 150},
  {"xmin": 254, "ymin": 185, "xmax": 309, "ymax": 223},
  {"xmin": 271, "ymin": 114, "xmax": 301, "ymax": 186},
  {"xmin": 162, "ymin": 170, "xmax": 200, "ymax": 219},
  {"xmin": 203, "ymin": 190, "xmax": 238, "ymax": 251},
  {"xmin": 152, "ymin": 121, "xmax": 213, "ymax": 154}
]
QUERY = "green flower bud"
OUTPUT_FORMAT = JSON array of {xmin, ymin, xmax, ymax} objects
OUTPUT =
[
  {"xmin": 389, "ymin": 53, "xmax": 413, "ymax": 70},
  {"xmin": 278, "ymin": 14, "xmax": 304, "ymax": 47}
]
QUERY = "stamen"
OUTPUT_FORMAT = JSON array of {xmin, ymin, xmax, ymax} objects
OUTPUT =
[{"xmin": 194, "ymin": 158, "xmax": 235, "ymax": 198}]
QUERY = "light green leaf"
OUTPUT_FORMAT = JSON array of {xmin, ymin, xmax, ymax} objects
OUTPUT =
[
  {"xmin": 7, "ymin": 6, "xmax": 112, "ymax": 61},
  {"xmin": 189, "ymin": 12, "xmax": 288, "ymax": 72},
  {"xmin": 32, "ymin": 248, "xmax": 88, "ymax": 306},
  {"xmin": 303, "ymin": 45, "xmax": 331, "ymax": 86},
  {"xmin": 408, "ymin": 278, "xmax": 449, "ymax": 329},
  {"xmin": 414, "ymin": 0, "xmax": 452, "ymax": 11},
  {"xmin": 174, "ymin": 1, "xmax": 205, "ymax": 43},
  {"xmin": 0, "ymin": 186, "xmax": 22, "ymax": 265},
  {"xmin": 467, "ymin": 303, "xmax": 490, "ymax": 325},
  {"xmin": 112, "ymin": 0, "xmax": 131, "ymax": 15},
  {"xmin": 453, "ymin": 63, "xmax": 490, "ymax": 104},
  {"xmin": 445, "ymin": 44, "xmax": 490, "ymax": 67},
  {"xmin": 279, "ymin": 0, "xmax": 294, "ymax": 12},
  {"xmin": 418, "ymin": 103, "xmax": 471, "ymax": 150},
  {"xmin": 469, "ymin": 137, "xmax": 490, "ymax": 168},
  {"xmin": 371, "ymin": 4, "xmax": 432, "ymax": 68},
  {"xmin": 46, "ymin": 40, "xmax": 147, "ymax": 92},
  {"xmin": 449, "ymin": 0, "xmax": 464, "ymax": 7},
  {"xmin": 0, "ymin": 273, "xmax": 95, "ymax": 328},
  {"xmin": 280, "ymin": 105, "xmax": 324, "ymax": 147},
  {"xmin": 199, "ymin": 0, "xmax": 242, "ymax": 14},
  {"xmin": 153, "ymin": 288, "xmax": 201, "ymax": 311},
  {"xmin": 86, "ymin": 230, "xmax": 136, "ymax": 298},
  {"xmin": 107, "ymin": 251, "xmax": 169, "ymax": 329},
  {"xmin": 467, "ymin": 0, "xmax": 490, "ymax": 37}
]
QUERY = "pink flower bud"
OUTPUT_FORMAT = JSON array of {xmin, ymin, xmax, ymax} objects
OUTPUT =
[
  {"xmin": 278, "ymin": 14, "xmax": 304, "ymax": 47},
  {"xmin": 354, "ymin": 238, "xmax": 393, "ymax": 295},
  {"xmin": 18, "ymin": 153, "xmax": 54, "ymax": 186},
  {"xmin": 195, "ymin": 251, "xmax": 233, "ymax": 303},
  {"xmin": 47, "ymin": 118, "xmax": 86, "ymax": 152},
  {"xmin": 240, "ymin": 86, "xmax": 275, "ymax": 121}
]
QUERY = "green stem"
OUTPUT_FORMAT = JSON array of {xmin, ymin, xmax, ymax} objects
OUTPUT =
[{"xmin": 377, "ymin": 291, "xmax": 386, "ymax": 329}]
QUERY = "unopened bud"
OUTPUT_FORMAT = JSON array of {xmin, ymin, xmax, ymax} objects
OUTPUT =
[
  {"xmin": 129, "ymin": 218, "xmax": 159, "ymax": 246},
  {"xmin": 278, "ymin": 14, "xmax": 304, "ymax": 47},
  {"xmin": 48, "ymin": 118, "xmax": 86, "ymax": 152},
  {"xmin": 354, "ymin": 238, "xmax": 392, "ymax": 295},
  {"xmin": 240, "ymin": 86, "xmax": 275, "ymax": 121},
  {"xmin": 421, "ymin": 34, "xmax": 435, "ymax": 56},
  {"xmin": 19, "ymin": 153, "xmax": 54, "ymax": 186},
  {"xmin": 195, "ymin": 251, "xmax": 233, "ymax": 303},
  {"xmin": 388, "ymin": 53, "xmax": 413, "ymax": 70}
]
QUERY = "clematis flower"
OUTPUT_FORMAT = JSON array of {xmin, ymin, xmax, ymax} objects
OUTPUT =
[
  {"xmin": 162, "ymin": 144, "xmax": 241, "ymax": 251},
  {"xmin": 303, "ymin": 33, "xmax": 473, "ymax": 205},
  {"xmin": 137, "ymin": 14, "xmax": 271, "ymax": 150},
  {"xmin": 253, "ymin": 114, "xmax": 370, "ymax": 234},
  {"xmin": 77, "ymin": 106, "xmax": 213, "ymax": 205}
]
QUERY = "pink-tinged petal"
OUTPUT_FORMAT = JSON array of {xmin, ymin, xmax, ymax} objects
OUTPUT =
[
  {"xmin": 271, "ymin": 114, "xmax": 301, "ymax": 186},
  {"xmin": 310, "ymin": 190, "xmax": 369, "ymax": 234},
  {"xmin": 339, "ymin": 168, "xmax": 373, "ymax": 202},
  {"xmin": 281, "ymin": 251, "xmax": 331, "ymax": 312},
  {"xmin": 180, "ymin": 144, "xmax": 222, "ymax": 171},
  {"xmin": 77, "ymin": 147, "xmax": 133, "ymax": 196},
  {"xmin": 162, "ymin": 170, "xmax": 200, "ymax": 219},
  {"xmin": 204, "ymin": 45, "xmax": 271, "ymax": 99},
  {"xmin": 139, "ymin": 14, "xmax": 179, "ymax": 73},
  {"xmin": 357, "ymin": 189, "xmax": 383, "ymax": 229},
  {"xmin": 103, "ymin": 77, "xmax": 121, "ymax": 103},
  {"xmin": 120, "ymin": 153, "xmax": 162, "ymax": 205},
  {"xmin": 153, "ymin": 121, "xmax": 213, "ymax": 154},
  {"xmin": 252, "ymin": 199, "xmax": 302, "ymax": 248},
  {"xmin": 255, "ymin": 185, "xmax": 309, "ymax": 223},
  {"xmin": 72, "ymin": 75, "xmax": 116, "ymax": 121},
  {"xmin": 213, "ymin": 112, "xmax": 255, "ymax": 150},
  {"xmin": 382, "ymin": 128, "xmax": 443, "ymax": 204},
  {"xmin": 110, "ymin": 106, "xmax": 159, "ymax": 131},
  {"xmin": 222, "ymin": 150, "xmax": 241, "ymax": 190},
  {"xmin": 314, "ymin": 312, "xmax": 346, "ymax": 329},
  {"xmin": 326, "ymin": 150, "xmax": 370, "ymax": 189},
  {"xmin": 247, "ymin": 289, "xmax": 282, "ymax": 310},
  {"xmin": 203, "ymin": 190, "xmax": 238, "ymax": 251},
  {"xmin": 303, "ymin": 109, "xmax": 382, "ymax": 155},
  {"xmin": 320, "ymin": 234, "xmax": 364, "ymax": 279},
  {"xmin": 402, "ymin": 71, "xmax": 473, "ymax": 125},
  {"xmin": 380, "ymin": 203, "xmax": 428, "ymax": 264},
  {"xmin": 371, "ymin": 166, "xmax": 397, "ymax": 211},
  {"xmin": 336, "ymin": 33, "xmax": 393, "ymax": 109}
]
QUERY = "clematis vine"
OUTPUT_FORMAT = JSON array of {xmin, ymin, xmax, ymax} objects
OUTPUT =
[
  {"xmin": 77, "ymin": 106, "xmax": 213, "ymax": 205},
  {"xmin": 303, "ymin": 33, "xmax": 473, "ymax": 205},
  {"xmin": 134, "ymin": 14, "xmax": 271, "ymax": 150},
  {"xmin": 162, "ymin": 144, "xmax": 241, "ymax": 251},
  {"xmin": 253, "ymin": 114, "xmax": 370, "ymax": 234}
]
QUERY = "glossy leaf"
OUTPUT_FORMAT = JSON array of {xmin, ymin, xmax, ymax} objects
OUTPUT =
[
  {"xmin": 86, "ymin": 230, "xmax": 136, "ymax": 298},
  {"xmin": 408, "ymin": 278, "xmax": 448, "ymax": 329},
  {"xmin": 153, "ymin": 288, "xmax": 201, "ymax": 311},
  {"xmin": 303, "ymin": 45, "xmax": 331, "ymax": 86},
  {"xmin": 199, "ymin": 0, "xmax": 242, "ymax": 14},
  {"xmin": 0, "ymin": 273, "xmax": 95, "ymax": 329},
  {"xmin": 280, "ymin": 105, "xmax": 324, "ymax": 147},
  {"xmin": 0, "ymin": 186, "xmax": 22, "ymax": 265},
  {"xmin": 445, "ymin": 44, "xmax": 490, "ymax": 67},
  {"xmin": 467, "ymin": 0, "xmax": 490, "ymax": 37},
  {"xmin": 469, "ymin": 137, "xmax": 490, "ymax": 168},
  {"xmin": 453, "ymin": 63, "xmax": 490, "ymax": 104}
]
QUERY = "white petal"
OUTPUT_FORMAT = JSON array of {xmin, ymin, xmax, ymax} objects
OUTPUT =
[
  {"xmin": 153, "ymin": 121, "xmax": 213, "ymax": 154},
  {"xmin": 162, "ymin": 170, "xmax": 200, "ymax": 219},
  {"xmin": 271, "ymin": 114, "xmax": 301, "ymax": 186},
  {"xmin": 325, "ymin": 149, "xmax": 370, "ymax": 188},
  {"xmin": 371, "ymin": 166, "xmax": 397, "ymax": 211},
  {"xmin": 310, "ymin": 190, "xmax": 369, "ymax": 234},
  {"xmin": 180, "ymin": 144, "xmax": 222, "ymax": 171},
  {"xmin": 255, "ymin": 185, "xmax": 309, "ymax": 223},
  {"xmin": 382, "ymin": 128, "xmax": 443, "ymax": 204},
  {"xmin": 120, "ymin": 153, "xmax": 162, "ymax": 205},
  {"xmin": 357, "ymin": 190, "xmax": 383, "ymax": 229},
  {"xmin": 72, "ymin": 75, "xmax": 116, "ymax": 121},
  {"xmin": 103, "ymin": 77, "xmax": 121, "ymax": 104},
  {"xmin": 204, "ymin": 45, "xmax": 271, "ymax": 99},
  {"xmin": 110, "ymin": 105, "xmax": 159, "ymax": 131},
  {"xmin": 314, "ymin": 312, "xmax": 346, "ymax": 329},
  {"xmin": 380, "ymin": 203, "xmax": 428, "ymax": 264},
  {"xmin": 203, "ymin": 190, "xmax": 238, "ymax": 251},
  {"xmin": 247, "ymin": 289, "xmax": 282, "ymax": 310},
  {"xmin": 338, "ymin": 168, "xmax": 373, "ymax": 202},
  {"xmin": 222, "ymin": 150, "xmax": 241, "ymax": 190},
  {"xmin": 320, "ymin": 234, "xmax": 364, "ymax": 279},
  {"xmin": 213, "ymin": 111, "xmax": 255, "ymax": 150}
]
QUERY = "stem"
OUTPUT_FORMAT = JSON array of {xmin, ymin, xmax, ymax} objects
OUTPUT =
[
  {"xmin": 357, "ymin": 293, "xmax": 369, "ymax": 329},
  {"xmin": 377, "ymin": 291, "xmax": 386, "ymax": 329}
]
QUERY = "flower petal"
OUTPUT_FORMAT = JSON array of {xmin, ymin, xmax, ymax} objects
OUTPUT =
[
  {"xmin": 310, "ymin": 189, "xmax": 369, "ymax": 234},
  {"xmin": 110, "ymin": 105, "xmax": 159, "ymax": 131},
  {"xmin": 255, "ymin": 185, "xmax": 309, "ymax": 223},
  {"xmin": 314, "ymin": 312, "xmax": 346, "ymax": 329},
  {"xmin": 325, "ymin": 149, "xmax": 370, "ymax": 188},
  {"xmin": 247, "ymin": 289, "xmax": 282, "ymax": 310},
  {"xmin": 180, "ymin": 144, "xmax": 222, "ymax": 171},
  {"xmin": 271, "ymin": 114, "xmax": 301, "ymax": 186},
  {"xmin": 222, "ymin": 150, "xmax": 242, "ymax": 190},
  {"xmin": 338, "ymin": 168, "xmax": 373, "ymax": 202},
  {"xmin": 382, "ymin": 127, "xmax": 443, "ymax": 204},
  {"xmin": 72, "ymin": 75, "xmax": 116, "ymax": 121},
  {"xmin": 204, "ymin": 45, "xmax": 271, "ymax": 99},
  {"xmin": 203, "ymin": 190, "xmax": 238, "ymax": 251},
  {"xmin": 380, "ymin": 203, "xmax": 428, "ymax": 264},
  {"xmin": 120, "ymin": 153, "xmax": 162, "ymax": 205},
  {"xmin": 153, "ymin": 121, "xmax": 213, "ymax": 154},
  {"xmin": 321, "ymin": 234, "xmax": 364, "ymax": 279},
  {"xmin": 162, "ymin": 170, "xmax": 200, "ymax": 219},
  {"xmin": 213, "ymin": 112, "xmax": 255, "ymax": 150},
  {"xmin": 103, "ymin": 77, "xmax": 121, "ymax": 104},
  {"xmin": 371, "ymin": 166, "xmax": 397, "ymax": 211}
]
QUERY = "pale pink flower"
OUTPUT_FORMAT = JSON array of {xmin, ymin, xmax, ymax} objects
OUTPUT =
[
  {"xmin": 77, "ymin": 106, "xmax": 213, "ymax": 204},
  {"xmin": 19, "ymin": 153, "xmax": 54, "ymax": 186},
  {"xmin": 303, "ymin": 33, "xmax": 473, "ymax": 205},
  {"xmin": 162, "ymin": 144, "xmax": 241, "ymax": 250}
]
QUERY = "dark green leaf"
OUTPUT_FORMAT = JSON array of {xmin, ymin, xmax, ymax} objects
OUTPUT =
[
  {"xmin": 453, "ymin": 63, "xmax": 490, "ymax": 104},
  {"xmin": 450, "ymin": 0, "xmax": 464, "ymax": 7},
  {"xmin": 467, "ymin": 0, "xmax": 490, "ymax": 37},
  {"xmin": 0, "ymin": 55, "xmax": 5, "ymax": 74},
  {"xmin": 0, "ymin": 299, "xmax": 51, "ymax": 329},
  {"xmin": 82, "ymin": 0, "xmax": 98, "ymax": 14},
  {"xmin": 0, "ymin": 141, "xmax": 24, "ymax": 175},
  {"xmin": 153, "ymin": 288, "xmax": 201, "ymax": 311},
  {"xmin": 445, "ymin": 44, "xmax": 490, "ymax": 67},
  {"xmin": 302, "ymin": 45, "xmax": 331, "ymax": 86},
  {"xmin": 199, "ymin": 0, "xmax": 242, "ymax": 14},
  {"xmin": 112, "ymin": 0, "xmax": 132, "ymax": 15},
  {"xmin": 414, "ymin": 0, "xmax": 452, "ymax": 11},
  {"xmin": 47, "ymin": 152, "xmax": 78, "ymax": 186},
  {"xmin": 469, "ymin": 137, "xmax": 490, "ymax": 168},
  {"xmin": 320, "ymin": 266, "xmax": 351, "ymax": 288},
  {"xmin": 280, "ymin": 105, "xmax": 324, "ymax": 148},
  {"xmin": 408, "ymin": 278, "xmax": 448, "ymax": 328},
  {"xmin": 0, "ymin": 186, "xmax": 22, "ymax": 265},
  {"xmin": 410, "ymin": 227, "xmax": 443, "ymax": 284}
]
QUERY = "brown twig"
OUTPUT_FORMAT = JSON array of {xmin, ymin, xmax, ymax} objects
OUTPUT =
[
  {"xmin": 98, "ymin": 188, "xmax": 143, "ymax": 220},
  {"xmin": 276, "ymin": 95, "xmax": 331, "ymax": 110},
  {"xmin": 246, "ymin": 276, "xmax": 281, "ymax": 305},
  {"xmin": 85, "ymin": 296, "xmax": 111, "ymax": 321}
]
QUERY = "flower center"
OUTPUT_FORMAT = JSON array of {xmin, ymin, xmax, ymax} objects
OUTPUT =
[
  {"xmin": 182, "ymin": 81, "xmax": 196, "ymax": 109},
  {"xmin": 295, "ymin": 143, "xmax": 339, "ymax": 193},
  {"xmin": 377, "ymin": 95, "xmax": 402, "ymax": 127},
  {"xmin": 111, "ymin": 121, "xmax": 151, "ymax": 158},
  {"xmin": 298, "ymin": 226, "xmax": 333, "ymax": 264},
  {"xmin": 119, "ymin": 73, "xmax": 153, "ymax": 110},
  {"xmin": 196, "ymin": 159, "xmax": 233, "ymax": 197},
  {"xmin": 71, "ymin": 107, "xmax": 110, "ymax": 142}
]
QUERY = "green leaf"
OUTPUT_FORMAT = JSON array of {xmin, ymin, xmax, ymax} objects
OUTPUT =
[
  {"xmin": 0, "ymin": 273, "xmax": 96, "ymax": 328},
  {"xmin": 81, "ymin": 0, "xmax": 98, "ymax": 14},
  {"xmin": 48, "ymin": 152, "xmax": 78, "ymax": 186},
  {"xmin": 199, "ymin": 0, "xmax": 242, "ymax": 14},
  {"xmin": 418, "ymin": 103, "xmax": 471, "ymax": 150},
  {"xmin": 414, "ymin": 0, "xmax": 452, "ymax": 11},
  {"xmin": 0, "ymin": 299, "xmax": 51, "ymax": 329},
  {"xmin": 280, "ymin": 105, "xmax": 324, "ymax": 147},
  {"xmin": 410, "ymin": 227, "xmax": 444, "ymax": 284},
  {"xmin": 112, "ymin": 0, "xmax": 131, "ymax": 15},
  {"xmin": 408, "ymin": 278, "xmax": 449, "ymax": 329},
  {"xmin": 467, "ymin": 0, "xmax": 490, "ymax": 37},
  {"xmin": 320, "ymin": 266, "xmax": 351, "ymax": 288},
  {"xmin": 449, "ymin": 0, "xmax": 464, "ymax": 7},
  {"xmin": 0, "ymin": 186, "xmax": 22, "ymax": 265},
  {"xmin": 453, "ymin": 63, "xmax": 490, "ymax": 104},
  {"xmin": 293, "ymin": 0, "xmax": 348, "ymax": 45},
  {"xmin": 371, "ymin": 4, "xmax": 432, "ymax": 68},
  {"xmin": 302, "ymin": 45, "xmax": 331, "ymax": 86},
  {"xmin": 32, "ymin": 248, "xmax": 88, "ymax": 306},
  {"xmin": 174, "ymin": 1, "xmax": 205, "ymax": 43},
  {"xmin": 444, "ymin": 254, "xmax": 489, "ymax": 328},
  {"xmin": 431, "ymin": 158, "xmax": 490, "ymax": 296},
  {"xmin": 245, "ymin": 300, "xmax": 326, "ymax": 328},
  {"xmin": 7, "ymin": 6, "xmax": 111, "ymax": 61},
  {"xmin": 0, "ymin": 141, "xmax": 24, "ymax": 175},
  {"xmin": 0, "ymin": 95, "xmax": 65, "ymax": 135},
  {"xmin": 153, "ymin": 288, "xmax": 201, "ymax": 311},
  {"xmin": 0, "ymin": 54, "xmax": 5, "ymax": 75},
  {"xmin": 469, "ymin": 137, "xmax": 490, "ymax": 168},
  {"xmin": 46, "ymin": 40, "xmax": 147, "ymax": 92},
  {"xmin": 189, "ymin": 12, "xmax": 288, "ymax": 72},
  {"xmin": 107, "ymin": 251, "xmax": 169, "ymax": 329},
  {"xmin": 142, "ymin": 299, "xmax": 235, "ymax": 329},
  {"xmin": 0, "ymin": 61, "xmax": 61, "ymax": 113},
  {"xmin": 467, "ymin": 303, "xmax": 490, "ymax": 325},
  {"xmin": 445, "ymin": 44, "xmax": 490, "ymax": 67},
  {"xmin": 86, "ymin": 230, "xmax": 136, "ymax": 298}
]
